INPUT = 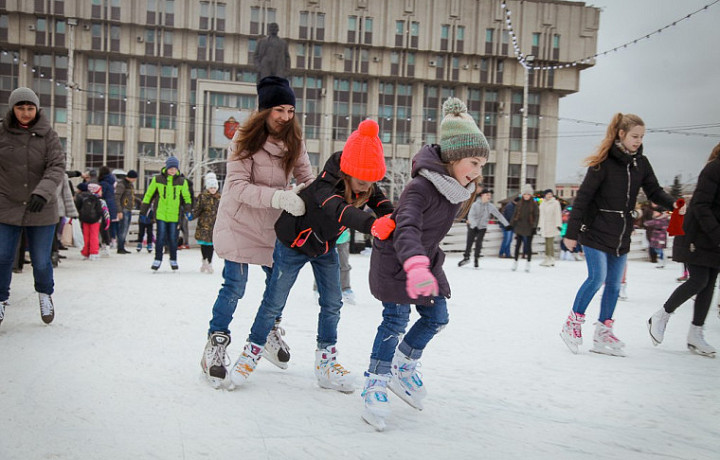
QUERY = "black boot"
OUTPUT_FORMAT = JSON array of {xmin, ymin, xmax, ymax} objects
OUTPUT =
[{"xmin": 458, "ymin": 257, "xmax": 470, "ymax": 267}]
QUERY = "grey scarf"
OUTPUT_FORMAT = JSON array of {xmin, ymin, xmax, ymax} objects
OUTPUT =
[{"xmin": 418, "ymin": 168, "xmax": 474, "ymax": 204}]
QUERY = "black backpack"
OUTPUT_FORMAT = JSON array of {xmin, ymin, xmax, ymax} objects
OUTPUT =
[{"xmin": 77, "ymin": 192, "xmax": 103, "ymax": 224}]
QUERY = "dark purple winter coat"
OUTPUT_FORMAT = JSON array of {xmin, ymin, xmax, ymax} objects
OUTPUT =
[{"xmin": 369, "ymin": 144, "xmax": 461, "ymax": 306}]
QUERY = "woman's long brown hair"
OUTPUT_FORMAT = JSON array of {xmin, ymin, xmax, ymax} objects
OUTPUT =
[
  {"xmin": 584, "ymin": 113, "xmax": 644, "ymax": 167},
  {"xmin": 230, "ymin": 108, "xmax": 304, "ymax": 177}
]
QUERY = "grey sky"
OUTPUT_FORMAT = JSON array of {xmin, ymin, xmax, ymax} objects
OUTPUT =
[{"xmin": 556, "ymin": 0, "xmax": 720, "ymax": 185}]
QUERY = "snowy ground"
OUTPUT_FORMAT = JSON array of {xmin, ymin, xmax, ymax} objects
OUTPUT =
[{"xmin": 1, "ymin": 247, "xmax": 718, "ymax": 460}]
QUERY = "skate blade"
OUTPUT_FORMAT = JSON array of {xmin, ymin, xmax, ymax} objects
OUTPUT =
[
  {"xmin": 688, "ymin": 345, "xmax": 717, "ymax": 358},
  {"xmin": 262, "ymin": 354, "xmax": 289, "ymax": 370},
  {"xmin": 559, "ymin": 332, "xmax": 579, "ymax": 354},
  {"xmin": 590, "ymin": 346, "xmax": 626, "ymax": 357},
  {"xmin": 317, "ymin": 380, "xmax": 356, "ymax": 394},
  {"xmin": 361, "ymin": 410, "xmax": 387, "ymax": 432},
  {"xmin": 388, "ymin": 381, "xmax": 424, "ymax": 411}
]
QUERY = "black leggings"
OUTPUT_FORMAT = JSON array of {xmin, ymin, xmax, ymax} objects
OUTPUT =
[
  {"xmin": 514, "ymin": 234, "xmax": 534, "ymax": 262},
  {"xmin": 200, "ymin": 244, "xmax": 214, "ymax": 262},
  {"xmin": 664, "ymin": 264, "xmax": 719, "ymax": 326}
]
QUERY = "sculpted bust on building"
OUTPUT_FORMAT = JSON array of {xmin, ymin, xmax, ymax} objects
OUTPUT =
[{"xmin": 254, "ymin": 23, "xmax": 291, "ymax": 80}]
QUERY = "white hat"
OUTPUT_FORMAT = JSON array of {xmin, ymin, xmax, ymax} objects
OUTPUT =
[
  {"xmin": 205, "ymin": 172, "xmax": 219, "ymax": 189},
  {"xmin": 521, "ymin": 183, "xmax": 534, "ymax": 195}
]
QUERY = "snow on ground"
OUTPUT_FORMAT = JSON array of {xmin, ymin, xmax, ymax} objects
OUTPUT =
[{"xmin": 1, "ymin": 247, "xmax": 718, "ymax": 459}]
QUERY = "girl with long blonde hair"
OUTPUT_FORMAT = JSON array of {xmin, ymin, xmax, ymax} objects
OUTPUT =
[{"xmin": 560, "ymin": 112, "xmax": 677, "ymax": 357}]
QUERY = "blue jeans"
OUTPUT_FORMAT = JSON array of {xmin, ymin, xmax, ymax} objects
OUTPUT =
[
  {"xmin": 155, "ymin": 220, "xmax": 178, "ymax": 261},
  {"xmin": 208, "ymin": 260, "xmax": 272, "ymax": 336},
  {"xmin": 0, "ymin": 223, "xmax": 55, "ymax": 301},
  {"xmin": 116, "ymin": 210, "xmax": 132, "ymax": 251},
  {"xmin": 499, "ymin": 229, "xmax": 514, "ymax": 257},
  {"xmin": 571, "ymin": 246, "xmax": 627, "ymax": 322},
  {"xmin": 368, "ymin": 297, "xmax": 449, "ymax": 375},
  {"xmin": 248, "ymin": 240, "xmax": 343, "ymax": 348}
]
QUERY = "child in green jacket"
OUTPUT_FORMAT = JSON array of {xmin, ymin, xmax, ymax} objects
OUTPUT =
[{"xmin": 140, "ymin": 156, "xmax": 192, "ymax": 271}]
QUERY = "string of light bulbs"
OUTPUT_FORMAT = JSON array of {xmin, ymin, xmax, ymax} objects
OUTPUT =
[{"xmin": 500, "ymin": 0, "xmax": 720, "ymax": 70}]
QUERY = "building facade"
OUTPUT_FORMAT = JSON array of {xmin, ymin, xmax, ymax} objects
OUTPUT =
[{"xmin": 0, "ymin": 0, "xmax": 599, "ymax": 197}]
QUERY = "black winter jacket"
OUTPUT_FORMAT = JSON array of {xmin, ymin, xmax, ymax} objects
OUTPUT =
[
  {"xmin": 565, "ymin": 144, "xmax": 675, "ymax": 256},
  {"xmin": 672, "ymin": 157, "xmax": 720, "ymax": 268},
  {"xmin": 275, "ymin": 152, "xmax": 393, "ymax": 258}
]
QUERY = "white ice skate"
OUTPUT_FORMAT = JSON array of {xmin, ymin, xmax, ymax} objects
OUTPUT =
[
  {"xmin": 388, "ymin": 353, "xmax": 426, "ymax": 410},
  {"xmin": 230, "ymin": 342, "xmax": 263, "ymax": 387},
  {"xmin": 361, "ymin": 372, "xmax": 392, "ymax": 431},
  {"xmin": 315, "ymin": 346, "xmax": 355, "ymax": 393},
  {"xmin": 647, "ymin": 309, "xmax": 672, "ymax": 346},
  {"xmin": 201, "ymin": 331, "xmax": 232, "ymax": 389},
  {"xmin": 264, "ymin": 322, "xmax": 291, "ymax": 370},
  {"xmin": 687, "ymin": 325, "xmax": 716, "ymax": 358},
  {"xmin": 560, "ymin": 311, "xmax": 585, "ymax": 354},
  {"xmin": 590, "ymin": 319, "xmax": 626, "ymax": 357}
]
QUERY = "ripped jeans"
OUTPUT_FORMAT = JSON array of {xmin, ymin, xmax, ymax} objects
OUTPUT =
[{"xmin": 367, "ymin": 297, "xmax": 449, "ymax": 375}]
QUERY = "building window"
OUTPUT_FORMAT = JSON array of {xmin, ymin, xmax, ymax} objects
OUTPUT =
[
  {"xmin": 532, "ymin": 32, "xmax": 540, "ymax": 56},
  {"xmin": 482, "ymin": 162, "xmax": 495, "ymax": 190},
  {"xmin": 299, "ymin": 11, "xmax": 309, "ymax": 39},
  {"xmin": 86, "ymin": 140, "xmax": 104, "ymax": 168},
  {"xmin": 0, "ymin": 14, "xmax": 8, "ymax": 42},
  {"xmin": 553, "ymin": 34, "xmax": 560, "ymax": 60},
  {"xmin": 391, "ymin": 83, "xmax": 415, "ymax": 144},
  {"xmin": 456, "ymin": 25, "xmax": 465, "ymax": 53},
  {"xmin": 249, "ymin": 5, "xmax": 276, "ymax": 35},
  {"xmin": 483, "ymin": 89, "xmax": 498, "ymax": 149},
  {"xmin": 347, "ymin": 15, "xmax": 357, "ymax": 42},
  {"xmin": 395, "ymin": 20, "xmax": 404, "ymax": 47},
  {"xmin": 501, "ymin": 30, "xmax": 509, "ymax": 56},
  {"xmin": 423, "ymin": 85, "xmax": 456, "ymax": 145},
  {"xmin": 140, "ymin": 62, "xmax": 178, "ymax": 130},
  {"xmin": 32, "ymin": 54, "xmax": 68, "ymax": 125},
  {"xmin": 332, "ymin": 78, "xmax": 368, "ymax": 141},
  {"xmin": 410, "ymin": 21, "xmax": 419, "ymax": 48},
  {"xmin": 440, "ymin": 24, "xmax": 449, "ymax": 51},
  {"xmin": 200, "ymin": 1, "xmax": 210, "ymax": 29},
  {"xmin": 364, "ymin": 17, "xmax": 373, "ymax": 44},
  {"xmin": 291, "ymin": 76, "xmax": 323, "ymax": 140}
]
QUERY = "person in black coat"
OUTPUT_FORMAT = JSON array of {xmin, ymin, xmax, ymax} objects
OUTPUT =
[
  {"xmin": 560, "ymin": 113, "xmax": 676, "ymax": 357},
  {"xmin": 648, "ymin": 142, "xmax": 720, "ymax": 357}
]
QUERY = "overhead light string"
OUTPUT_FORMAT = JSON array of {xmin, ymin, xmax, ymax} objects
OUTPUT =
[{"xmin": 500, "ymin": 0, "xmax": 720, "ymax": 70}]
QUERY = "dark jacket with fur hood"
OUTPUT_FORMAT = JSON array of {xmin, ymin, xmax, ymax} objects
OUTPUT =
[
  {"xmin": 672, "ymin": 157, "xmax": 720, "ymax": 268},
  {"xmin": 275, "ymin": 151, "xmax": 393, "ymax": 258},
  {"xmin": 565, "ymin": 143, "xmax": 674, "ymax": 256}
]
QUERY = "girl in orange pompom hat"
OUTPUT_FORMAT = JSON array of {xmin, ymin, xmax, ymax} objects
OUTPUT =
[{"xmin": 228, "ymin": 119, "xmax": 394, "ymax": 392}]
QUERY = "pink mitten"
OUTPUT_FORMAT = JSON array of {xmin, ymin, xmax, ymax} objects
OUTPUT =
[{"xmin": 403, "ymin": 255, "xmax": 439, "ymax": 299}]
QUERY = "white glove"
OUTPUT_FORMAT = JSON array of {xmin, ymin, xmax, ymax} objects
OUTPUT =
[{"xmin": 271, "ymin": 183, "xmax": 307, "ymax": 216}]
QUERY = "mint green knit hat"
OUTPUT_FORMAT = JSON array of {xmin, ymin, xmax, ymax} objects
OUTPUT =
[{"xmin": 439, "ymin": 97, "xmax": 489, "ymax": 162}]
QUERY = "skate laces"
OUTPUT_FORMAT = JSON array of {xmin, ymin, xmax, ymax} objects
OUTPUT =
[
  {"xmin": 397, "ymin": 359, "xmax": 423, "ymax": 388},
  {"xmin": 597, "ymin": 320, "xmax": 621, "ymax": 344},
  {"xmin": 235, "ymin": 345, "xmax": 262, "ymax": 377},
  {"xmin": 566, "ymin": 312, "xmax": 585, "ymax": 339},
  {"xmin": 39, "ymin": 294, "xmax": 53, "ymax": 316},
  {"xmin": 207, "ymin": 338, "xmax": 230, "ymax": 368},
  {"xmin": 267, "ymin": 325, "xmax": 290, "ymax": 352},
  {"xmin": 318, "ymin": 352, "xmax": 350, "ymax": 377}
]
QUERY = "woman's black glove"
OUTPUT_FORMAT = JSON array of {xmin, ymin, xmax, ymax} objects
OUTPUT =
[{"xmin": 27, "ymin": 194, "xmax": 47, "ymax": 212}]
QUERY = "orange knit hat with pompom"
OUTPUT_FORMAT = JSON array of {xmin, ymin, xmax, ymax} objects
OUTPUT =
[{"xmin": 340, "ymin": 119, "xmax": 386, "ymax": 182}]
